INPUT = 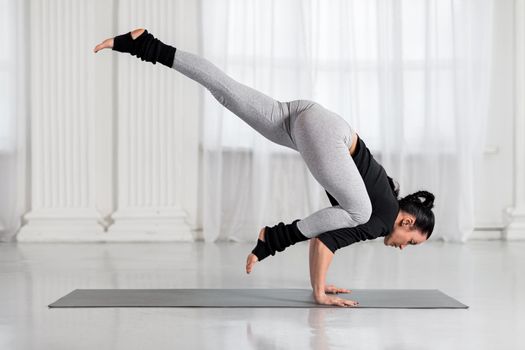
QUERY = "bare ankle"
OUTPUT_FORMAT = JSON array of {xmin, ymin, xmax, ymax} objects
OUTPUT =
[
  {"xmin": 131, "ymin": 28, "xmax": 145, "ymax": 40},
  {"xmin": 258, "ymin": 227, "xmax": 266, "ymax": 242}
]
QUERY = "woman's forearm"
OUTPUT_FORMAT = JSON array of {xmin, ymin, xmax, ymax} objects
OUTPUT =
[
  {"xmin": 309, "ymin": 238, "xmax": 335, "ymax": 296},
  {"xmin": 309, "ymin": 239, "xmax": 358, "ymax": 307}
]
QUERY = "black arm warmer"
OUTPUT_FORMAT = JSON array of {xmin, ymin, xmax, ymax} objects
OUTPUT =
[
  {"xmin": 251, "ymin": 219, "xmax": 308, "ymax": 261},
  {"xmin": 112, "ymin": 30, "xmax": 176, "ymax": 68}
]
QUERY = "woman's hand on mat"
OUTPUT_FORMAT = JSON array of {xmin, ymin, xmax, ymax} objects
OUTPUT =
[
  {"xmin": 93, "ymin": 28, "xmax": 145, "ymax": 53},
  {"xmin": 324, "ymin": 285, "xmax": 351, "ymax": 294},
  {"xmin": 314, "ymin": 292, "xmax": 359, "ymax": 307}
]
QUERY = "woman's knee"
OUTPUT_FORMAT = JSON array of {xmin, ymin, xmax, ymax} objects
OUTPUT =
[
  {"xmin": 353, "ymin": 210, "xmax": 372, "ymax": 225},
  {"xmin": 347, "ymin": 198, "xmax": 373, "ymax": 225}
]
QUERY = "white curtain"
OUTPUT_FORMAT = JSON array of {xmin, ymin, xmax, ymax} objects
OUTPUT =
[
  {"xmin": 198, "ymin": 0, "xmax": 494, "ymax": 243},
  {"xmin": 0, "ymin": 0, "xmax": 29, "ymax": 242}
]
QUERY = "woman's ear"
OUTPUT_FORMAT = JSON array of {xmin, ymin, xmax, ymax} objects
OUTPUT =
[{"xmin": 402, "ymin": 216, "xmax": 415, "ymax": 227}]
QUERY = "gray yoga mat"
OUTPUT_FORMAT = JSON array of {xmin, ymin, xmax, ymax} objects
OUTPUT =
[{"xmin": 49, "ymin": 289, "xmax": 468, "ymax": 309}]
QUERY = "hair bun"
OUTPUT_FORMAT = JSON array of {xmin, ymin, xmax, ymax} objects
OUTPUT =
[{"xmin": 405, "ymin": 190, "xmax": 435, "ymax": 210}]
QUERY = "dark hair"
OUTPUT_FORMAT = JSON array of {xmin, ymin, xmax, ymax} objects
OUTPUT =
[{"xmin": 387, "ymin": 176, "xmax": 435, "ymax": 239}]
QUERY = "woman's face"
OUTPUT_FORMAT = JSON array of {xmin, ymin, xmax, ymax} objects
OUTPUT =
[{"xmin": 383, "ymin": 212, "xmax": 428, "ymax": 250}]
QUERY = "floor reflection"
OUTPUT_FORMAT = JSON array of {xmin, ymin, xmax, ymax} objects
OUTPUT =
[{"xmin": 0, "ymin": 241, "xmax": 523, "ymax": 349}]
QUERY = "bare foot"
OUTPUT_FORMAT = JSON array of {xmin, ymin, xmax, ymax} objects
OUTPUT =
[
  {"xmin": 245, "ymin": 227, "xmax": 266, "ymax": 274},
  {"xmin": 324, "ymin": 284, "xmax": 352, "ymax": 294},
  {"xmin": 93, "ymin": 37, "xmax": 114, "ymax": 53},
  {"xmin": 93, "ymin": 28, "xmax": 145, "ymax": 53}
]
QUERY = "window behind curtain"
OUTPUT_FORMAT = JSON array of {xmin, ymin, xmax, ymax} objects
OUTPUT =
[{"xmin": 217, "ymin": 0, "xmax": 454, "ymax": 151}]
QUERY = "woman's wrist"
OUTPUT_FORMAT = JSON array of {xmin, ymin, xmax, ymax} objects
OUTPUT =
[
  {"xmin": 313, "ymin": 291, "xmax": 327, "ymax": 301},
  {"xmin": 313, "ymin": 287, "xmax": 326, "ymax": 298}
]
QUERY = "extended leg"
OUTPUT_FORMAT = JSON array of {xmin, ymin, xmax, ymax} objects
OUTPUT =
[
  {"xmin": 171, "ymin": 49, "xmax": 303, "ymax": 150},
  {"xmin": 96, "ymin": 28, "xmax": 309, "ymax": 150}
]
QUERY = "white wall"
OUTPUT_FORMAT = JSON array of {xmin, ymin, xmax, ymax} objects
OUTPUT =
[
  {"xmin": 16, "ymin": 0, "xmax": 523, "ymax": 241},
  {"xmin": 18, "ymin": 0, "xmax": 202, "ymax": 241}
]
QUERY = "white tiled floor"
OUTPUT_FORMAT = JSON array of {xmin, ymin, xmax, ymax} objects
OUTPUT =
[{"xmin": 0, "ymin": 239, "xmax": 523, "ymax": 350}]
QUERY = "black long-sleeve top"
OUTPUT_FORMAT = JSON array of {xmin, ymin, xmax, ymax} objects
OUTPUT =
[{"xmin": 316, "ymin": 134, "xmax": 400, "ymax": 253}]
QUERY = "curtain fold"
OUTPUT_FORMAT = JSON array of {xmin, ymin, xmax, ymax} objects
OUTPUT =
[
  {"xmin": 0, "ymin": 0, "xmax": 493, "ymax": 243},
  {"xmin": 0, "ymin": 0, "xmax": 29, "ymax": 242},
  {"xmin": 198, "ymin": 0, "xmax": 494, "ymax": 243}
]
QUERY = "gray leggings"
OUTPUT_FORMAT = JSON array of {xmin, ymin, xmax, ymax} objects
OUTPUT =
[{"xmin": 172, "ymin": 49, "xmax": 372, "ymax": 238}]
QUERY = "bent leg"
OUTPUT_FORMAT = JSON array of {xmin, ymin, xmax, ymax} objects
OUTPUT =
[{"xmin": 292, "ymin": 105, "xmax": 372, "ymax": 237}]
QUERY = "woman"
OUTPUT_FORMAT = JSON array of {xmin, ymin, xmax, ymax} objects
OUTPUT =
[{"xmin": 94, "ymin": 29, "xmax": 436, "ymax": 307}]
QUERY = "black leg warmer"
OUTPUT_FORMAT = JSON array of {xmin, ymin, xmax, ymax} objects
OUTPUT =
[
  {"xmin": 251, "ymin": 219, "xmax": 309, "ymax": 261},
  {"xmin": 112, "ymin": 29, "xmax": 176, "ymax": 68}
]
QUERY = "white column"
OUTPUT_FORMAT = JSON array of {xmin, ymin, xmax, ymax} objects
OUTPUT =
[
  {"xmin": 18, "ymin": 0, "xmax": 106, "ymax": 241},
  {"xmin": 504, "ymin": 0, "xmax": 525, "ymax": 239},
  {"xmin": 106, "ymin": 0, "xmax": 193, "ymax": 241}
]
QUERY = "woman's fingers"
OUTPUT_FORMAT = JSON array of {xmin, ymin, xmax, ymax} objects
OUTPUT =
[
  {"xmin": 330, "ymin": 296, "xmax": 358, "ymax": 307},
  {"xmin": 315, "ymin": 293, "xmax": 359, "ymax": 307},
  {"xmin": 93, "ymin": 37, "xmax": 114, "ymax": 53},
  {"xmin": 325, "ymin": 284, "xmax": 352, "ymax": 294},
  {"xmin": 336, "ymin": 297, "xmax": 359, "ymax": 307}
]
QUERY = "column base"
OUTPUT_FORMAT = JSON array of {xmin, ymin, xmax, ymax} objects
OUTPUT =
[
  {"xmin": 17, "ymin": 208, "xmax": 106, "ymax": 242},
  {"xmin": 106, "ymin": 207, "xmax": 194, "ymax": 242},
  {"xmin": 502, "ymin": 207, "xmax": 525, "ymax": 240}
]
